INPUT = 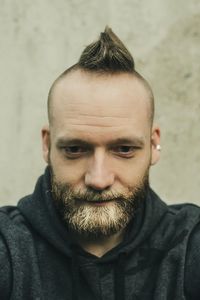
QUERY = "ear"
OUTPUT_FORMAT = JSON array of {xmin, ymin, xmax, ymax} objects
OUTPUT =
[
  {"xmin": 150, "ymin": 126, "xmax": 161, "ymax": 166},
  {"xmin": 41, "ymin": 125, "xmax": 50, "ymax": 164}
]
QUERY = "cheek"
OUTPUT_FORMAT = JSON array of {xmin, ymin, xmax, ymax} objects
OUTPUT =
[
  {"xmin": 50, "ymin": 149, "xmax": 86, "ymax": 185},
  {"xmin": 115, "ymin": 154, "xmax": 151, "ymax": 186}
]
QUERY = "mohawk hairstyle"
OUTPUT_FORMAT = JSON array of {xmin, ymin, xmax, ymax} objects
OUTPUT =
[
  {"xmin": 48, "ymin": 27, "xmax": 154, "ymax": 124},
  {"xmin": 77, "ymin": 26, "xmax": 135, "ymax": 73}
]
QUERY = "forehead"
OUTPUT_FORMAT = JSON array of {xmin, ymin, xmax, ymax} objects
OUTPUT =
[{"xmin": 50, "ymin": 71, "xmax": 151, "ymax": 140}]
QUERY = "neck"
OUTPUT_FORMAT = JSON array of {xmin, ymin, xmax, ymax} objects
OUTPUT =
[{"xmin": 75, "ymin": 229, "xmax": 125, "ymax": 257}]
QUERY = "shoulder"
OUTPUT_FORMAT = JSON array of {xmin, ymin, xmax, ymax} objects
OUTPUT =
[
  {"xmin": 167, "ymin": 201, "xmax": 200, "ymax": 216},
  {"xmin": 0, "ymin": 206, "xmax": 19, "ymax": 299},
  {"xmin": 152, "ymin": 199, "xmax": 200, "ymax": 244},
  {"xmin": 168, "ymin": 202, "xmax": 200, "ymax": 214},
  {"xmin": 149, "ymin": 196, "xmax": 200, "ymax": 299},
  {"xmin": 165, "ymin": 202, "xmax": 200, "ymax": 230},
  {"xmin": 0, "ymin": 233, "xmax": 12, "ymax": 299},
  {"xmin": 0, "ymin": 201, "xmax": 36, "ymax": 299},
  {"xmin": 184, "ymin": 220, "xmax": 200, "ymax": 299},
  {"xmin": 150, "ymin": 189, "xmax": 200, "ymax": 226},
  {"xmin": 0, "ymin": 200, "xmax": 34, "ymax": 245},
  {"xmin": 0, "ymin": 204, "xmax": 29, "ymax": 234},
  {"xmin": 166, "ymin": 202, "xmax": 200, "ymax": 299}
]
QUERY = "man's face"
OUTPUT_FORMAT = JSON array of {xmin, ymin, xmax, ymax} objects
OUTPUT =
[{"xmin": 42, "ymin": 70, "xmax": 160, "ymax": 238}]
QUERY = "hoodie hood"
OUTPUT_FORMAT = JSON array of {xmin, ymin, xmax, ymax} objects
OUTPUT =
[
  {"xmin": 18, "ymin": 167, "xmax": 168, "ymax": 260},
  {"xmin": 3, "ymin": 167, "xmax": 199, "ymax": 300}
]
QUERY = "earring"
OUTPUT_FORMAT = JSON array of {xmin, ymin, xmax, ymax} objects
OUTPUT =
[{"xmin": 156, "ymin": 145, "xmax": 161, "ymax": 151}]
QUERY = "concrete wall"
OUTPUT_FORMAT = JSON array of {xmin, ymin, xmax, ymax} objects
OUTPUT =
[{"xmin": 1, "ymin": 0, "xmax": 200, "ymax": 205}]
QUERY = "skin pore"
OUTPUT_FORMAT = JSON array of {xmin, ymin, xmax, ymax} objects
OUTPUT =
[{"xmin": 42, "ymin": 69, "xmax": 160, "ymax": 257}]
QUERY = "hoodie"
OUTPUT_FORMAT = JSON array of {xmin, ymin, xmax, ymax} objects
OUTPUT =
[{"xmin": 0, "ymin": 167, "xmax": 200, "ymax": 300}]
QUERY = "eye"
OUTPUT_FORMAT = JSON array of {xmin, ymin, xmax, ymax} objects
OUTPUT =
[
  {"xmin": 62, "ymin": 145, "xmax": 88, "ymax": 158},
  {"xmin": 66, "ymin": 146, "xmax": 84, "ymax": 153},
  {"xmin": 117, "ymin": 146, "xmax": 133, "ymax": 153},
  {"xmin": 111, "ymin": 145, "xmax": 139, "ymax": 158}
]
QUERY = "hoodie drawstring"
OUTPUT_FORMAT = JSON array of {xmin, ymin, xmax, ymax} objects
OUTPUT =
[
  {"xmin": 71, "ymin": 251, "xmax": 80, "ymax": 300},
  {"xmin": 71, "ymin": 249, "xmax": 127, "ymax": 300},
  {"xmin": 114, "ymin": 253, "xmax": 126, "ymax": 300}
]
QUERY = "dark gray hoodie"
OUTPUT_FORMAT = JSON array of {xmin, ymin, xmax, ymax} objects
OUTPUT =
[{"xmin": 0, "ymin": 167, "xmax": 200, "ymax": 299}]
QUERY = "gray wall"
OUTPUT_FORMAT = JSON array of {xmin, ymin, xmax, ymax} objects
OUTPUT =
[{"xmin": 1, "ymin": 0, "xmax": 200, "ymax": 205}]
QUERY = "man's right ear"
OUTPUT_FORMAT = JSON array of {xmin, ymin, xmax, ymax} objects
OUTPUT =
[{"xmin": 41, "ymin": 126, "xmax": 50, "ymax": 164}]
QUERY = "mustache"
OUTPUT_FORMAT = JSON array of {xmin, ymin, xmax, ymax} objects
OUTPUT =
[{"xmin": 64, "ymin": 188, "xmax": 133, "ymax": 203}]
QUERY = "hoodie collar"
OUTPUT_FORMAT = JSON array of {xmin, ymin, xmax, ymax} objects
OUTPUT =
[
  {"xmin": 18, "ymin": 167, "xmax": 168, "ymax": 259},
  {"xmin": 18, "ymin": 167, "xmax": 73, "ymax": 256}
]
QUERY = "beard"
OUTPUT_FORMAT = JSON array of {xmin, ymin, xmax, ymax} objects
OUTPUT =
[{"xmin": 50, "ymin": 166, "xmax": 149, "ymax": 240}]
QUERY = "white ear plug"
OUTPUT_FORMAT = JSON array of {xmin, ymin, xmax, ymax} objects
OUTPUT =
[{"xmin": 156, "ymin": 145, "xmax": 161, "ymax": 151}]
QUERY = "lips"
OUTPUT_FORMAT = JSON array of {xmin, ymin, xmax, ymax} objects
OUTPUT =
[{"xmin": 87, "ymin": 200, "xmax": 114, "ymax": 206}]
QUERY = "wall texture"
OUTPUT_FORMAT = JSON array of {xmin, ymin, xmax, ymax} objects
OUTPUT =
[{"xmin": 0, "ymin": 0, "xmax": 200, "ymax": 205}]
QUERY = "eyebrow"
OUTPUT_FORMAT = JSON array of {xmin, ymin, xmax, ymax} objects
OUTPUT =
[
  {"xmin": 108, "ymin": 137, "xmax": 145, "ymax": 146},
  {"xmin": 56, "ymin": 137, "xmax": 145, "ymax": 148},
  {"xmin": 56, "ymin": 138, "xmax": 91, "ymax": 148}
]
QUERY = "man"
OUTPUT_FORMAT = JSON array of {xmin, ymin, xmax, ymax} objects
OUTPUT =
[{"xmin": 0, "ymin": 27, "xmax": 199, "ymax": 300}]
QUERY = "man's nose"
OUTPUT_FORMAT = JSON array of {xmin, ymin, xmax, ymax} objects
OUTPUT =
[{"xmin": 84, "ymin": 150, "xmax": 115, "ymax": 191}]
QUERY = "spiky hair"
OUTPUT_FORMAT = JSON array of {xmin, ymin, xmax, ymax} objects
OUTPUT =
[{"xmin": 77, "ymin": 26, "xmax": 135, "ymax": 73}]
